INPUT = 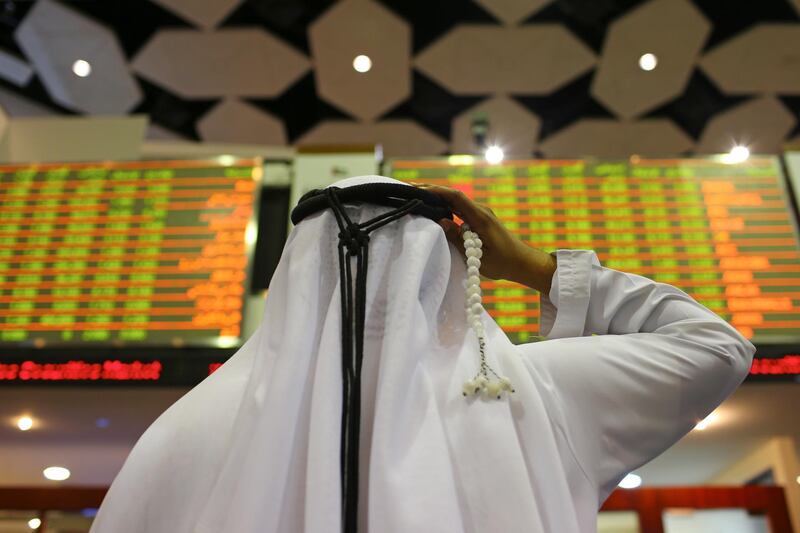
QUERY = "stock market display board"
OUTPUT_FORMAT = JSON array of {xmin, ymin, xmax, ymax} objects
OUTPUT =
[
  {"xmin": 390, "ymin": 157, "xmax": 800, "ymax": 345},
  {"xmin": 0, "ymin": 159, "xmax": 260, "ymax": 348}
]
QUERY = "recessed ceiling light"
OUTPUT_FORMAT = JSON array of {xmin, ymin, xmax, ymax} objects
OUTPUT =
[
  {"xmin": 72, "ymin": 59, "xmax": 91, "ymax": 77},
  {"xmin": 27, "ymin": 518, "xmax": 41, "ymax": 530},
  {"xmin": 17, "ymin": 416, "xmax": 33, "ymax": 431},
  {"xmin": 353, "ymin": 54, "xmax": 372, "ymax": 73},
  {"xmin": 618, "ymin": 473, "xmax": 642, "ymax": 489},
  {"xmin": 638, "ymin": 53, "xmax": 657, "ymax": 71},
  {"xmin": 484, "ymin": 145, "xmax": 504, "ymax": 165},
  {"xmin": 43, "ymin": 466, "xmax": 70, "ymax": 481}
]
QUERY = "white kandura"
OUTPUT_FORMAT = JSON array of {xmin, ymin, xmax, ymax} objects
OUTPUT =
[{"xmin": 91, "ymin": 175, "xmax": 754, "ymax": 533}]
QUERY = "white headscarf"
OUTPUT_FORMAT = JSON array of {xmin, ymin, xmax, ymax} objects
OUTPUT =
[{"xmin": 91, "ymin": 175, "xmax": 753, "ymax": 533}]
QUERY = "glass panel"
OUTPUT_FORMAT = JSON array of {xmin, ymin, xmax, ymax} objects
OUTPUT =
[
  {"xmin": 663, "ymin": 508, "xmax": 770, "ymax": 533},
  {"xmin": 0, "ymin": 510, "xmax": 43, "ymax": 532},
  {"xmin": 42, "ymin": 509, "xmax": 95, "ymax": 533},
  {"xmin": 598, "ymin": 510, "xmax": 642, "ymax": 533}
]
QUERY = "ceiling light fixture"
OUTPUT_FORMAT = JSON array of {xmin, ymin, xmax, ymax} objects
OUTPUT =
[
  {"xmin": 353, "ymin": 55, "xmax": 372, "ymax": 73},
  {"xmin": 17, "ymin": 415, "xmax": 33, "ymax": 431},
  {"xmin": 638, "ymin": 53, "xmax": 657, "ymax": 71},
  {"xmin": 43, "ymin": 466, "xmax": 70, "ymax": 481},
  {"xmin": 28, "ymin": 518, "xmax": 41, "ymax": 530},
  {"xmin": 72, "ymin": 59, "xmax": 91, "ymax": 78},
  {"xmin": 484, "ymin": 145, "xmax": 504, "ymax": 165}
]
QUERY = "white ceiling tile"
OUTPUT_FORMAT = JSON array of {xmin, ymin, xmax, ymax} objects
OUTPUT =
[
  {"xmin": 133, "ymin": 29, "xmax": 309, "ymax": 98},
  {"xmin": 539, "ymin": 119, "xmax": 694, "ymax": 157},
  {"xmin": 309, "ymin": 0, "xmax": 411, "ymax": 120},
  {"xmin": 696, "ymin": 96, "xmax": 796, "ymax": 154},
  {"xmin": 700, "ymin": 24, "xmax": 800, "ymax": 94},
  {"xmin": 14, "ymin": 0, "xmax": 142, "ymax": 114},
  {"xmin": 0, "ymin": 86, "xmax": 55, "ymax": 117},
  {"xmin": 0, "ymin": 49, "xmax": 33, "ymax": 87},
  {"xmin": 415, "ymin": 25, "xmax": 596, "ymax": 95},
  {"xmin": 591, "ymin": 0, "xmax": 711, "ymax": 119},
  {"xmin": 197, "ymin": 98, "xmax": 286, "ymax": 145},
  {"xmin": 297, "ymin": 119, "xmax": 447, "ymax": 157},
  {"xmin": 451, "ymin": 96, "xmax": 540, "ymax": 155}
]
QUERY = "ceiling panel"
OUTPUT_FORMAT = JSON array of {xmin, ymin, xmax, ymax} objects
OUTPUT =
[
  {"xmin": 132, "ymin": 28, "xmax": 309, "ymax": 99},
  {"xmin": 14, "ymin": 0, "xmax": 141, "ymax": 114},
  {"xmin": 591, "ymin": 0, "xmax": 710, "ymax": 119},
  {"xmin": 1, "ymin": 0, "xmax": 798, "ymax": 154}
]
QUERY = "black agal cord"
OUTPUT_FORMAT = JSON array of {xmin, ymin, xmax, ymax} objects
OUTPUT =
[{"xmin": 291, "ymin": 184, "xmax": 451, "ymax": 533}]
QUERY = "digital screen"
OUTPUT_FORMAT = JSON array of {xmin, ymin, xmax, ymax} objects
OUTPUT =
[
  {"xmin": 390, "ymin": 157, "xmax": 800, "ymax": 345},
  {"xmin": 0, "ymin": 159, "xmax": 261, "ymax": 348}
]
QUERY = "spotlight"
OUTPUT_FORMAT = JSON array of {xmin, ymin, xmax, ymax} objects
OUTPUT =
[
  {"xmin": 638, "ymin": 53, "xmax": 657, "ymax": 71},
  {"xmin": 72, "ymin": 59, "xmax": 91, "ymax": 77},
  {"xmin": 484, "ymin": 145, "xmax": 504, "ymax": 165},
  {"xmin": 43, "ymin": 466, "xmax": 70, "ymax": 481},
  {"xmin": 618, "ymin": 473, "xmax": 642, "ymax": 489},
  {"xmin": 722, "ymin": 145, "xmax": 750, "ymax": 164},
  {"xmin": 353, "ymin": 55, "xmax": 372, "ymax": 73},
  {"xmin": 17, "ymin": 415, "xmax": 33, "ymax": 431},
  {"xmin": 28, "ymin": 518, "xmax": 41, "ymax": 530}
]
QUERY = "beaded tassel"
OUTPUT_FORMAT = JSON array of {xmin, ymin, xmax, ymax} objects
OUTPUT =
[{"xmin": 460, "ymin": 224, "xmax": 514, "ymax": 399}]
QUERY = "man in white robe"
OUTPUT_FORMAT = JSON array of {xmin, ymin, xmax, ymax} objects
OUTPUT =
[{"xmin": 90, "ymin": 175, "xmax": 755, "ymax": 533}]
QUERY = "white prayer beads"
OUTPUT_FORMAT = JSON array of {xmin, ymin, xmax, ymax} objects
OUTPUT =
[{"xmin": 460, "ymin": 224, "xmax": 514, "ymax": 400}]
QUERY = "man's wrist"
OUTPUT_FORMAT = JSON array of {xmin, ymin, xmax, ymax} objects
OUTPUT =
[{"xmin": 509, "ymin": 244, "xmax": 557, "ymax": 294}]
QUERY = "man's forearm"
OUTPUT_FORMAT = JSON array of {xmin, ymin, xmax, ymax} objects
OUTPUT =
[{"xmin": 507, "ymin": 244, "xmax": 557, "ymax": 295}]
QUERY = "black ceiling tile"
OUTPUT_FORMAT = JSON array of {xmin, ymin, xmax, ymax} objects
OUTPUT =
[
  {"xmin": 220, "ymin": 0, "xmax": 336, "ymax": 55},
  {"xmin": 379, "ymin": 0, "xmax": 497, "ymax": 53},
  {"xmin": 131, "ymin": 77, "xmax": 217, "ymax": 141},
  {"xmin": 247, "ymin": 72, "xmax": 351, "ymax": 142},
  {"xmin": 693, "ymin": 0, "xmax": 800, "ymax": 51},
  {"xmin": 514, "ymin": 71, "xmax": 614, "ymax": 140},
  {"xmin": 63, "ymin": 0, "xmax": 191, "ymax": 58},
  {"xmin": 0, "ymin": 0, "xmax": 34, "ymax": 54},
  {"xmin": 780, "ymin": 96, "xmax": 800, "ymax": 139},
  {"xmin": 644, "ymin": 69, "xmax": 748, "ymax": 139},
  {"xmin": 380, "ymin": 71, "xmax": 483, "ymax": 139},
  {"xmin": 0, "ymin": 75, "xmax": 76, "ymax": 114},
  {"xmin": 526, "ymin": 0, "xmax": 648, "ymax": 53}
]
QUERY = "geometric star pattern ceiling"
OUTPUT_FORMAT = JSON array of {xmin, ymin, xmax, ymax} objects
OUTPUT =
[{"xmin": 0, "ymin": 0, "xmax": 799, "ymax": 158}]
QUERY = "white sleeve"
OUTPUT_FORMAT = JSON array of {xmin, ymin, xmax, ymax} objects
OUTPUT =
[{"xmin": 524, "ymin": 249, "xmax": 756, "ymax": 503}]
